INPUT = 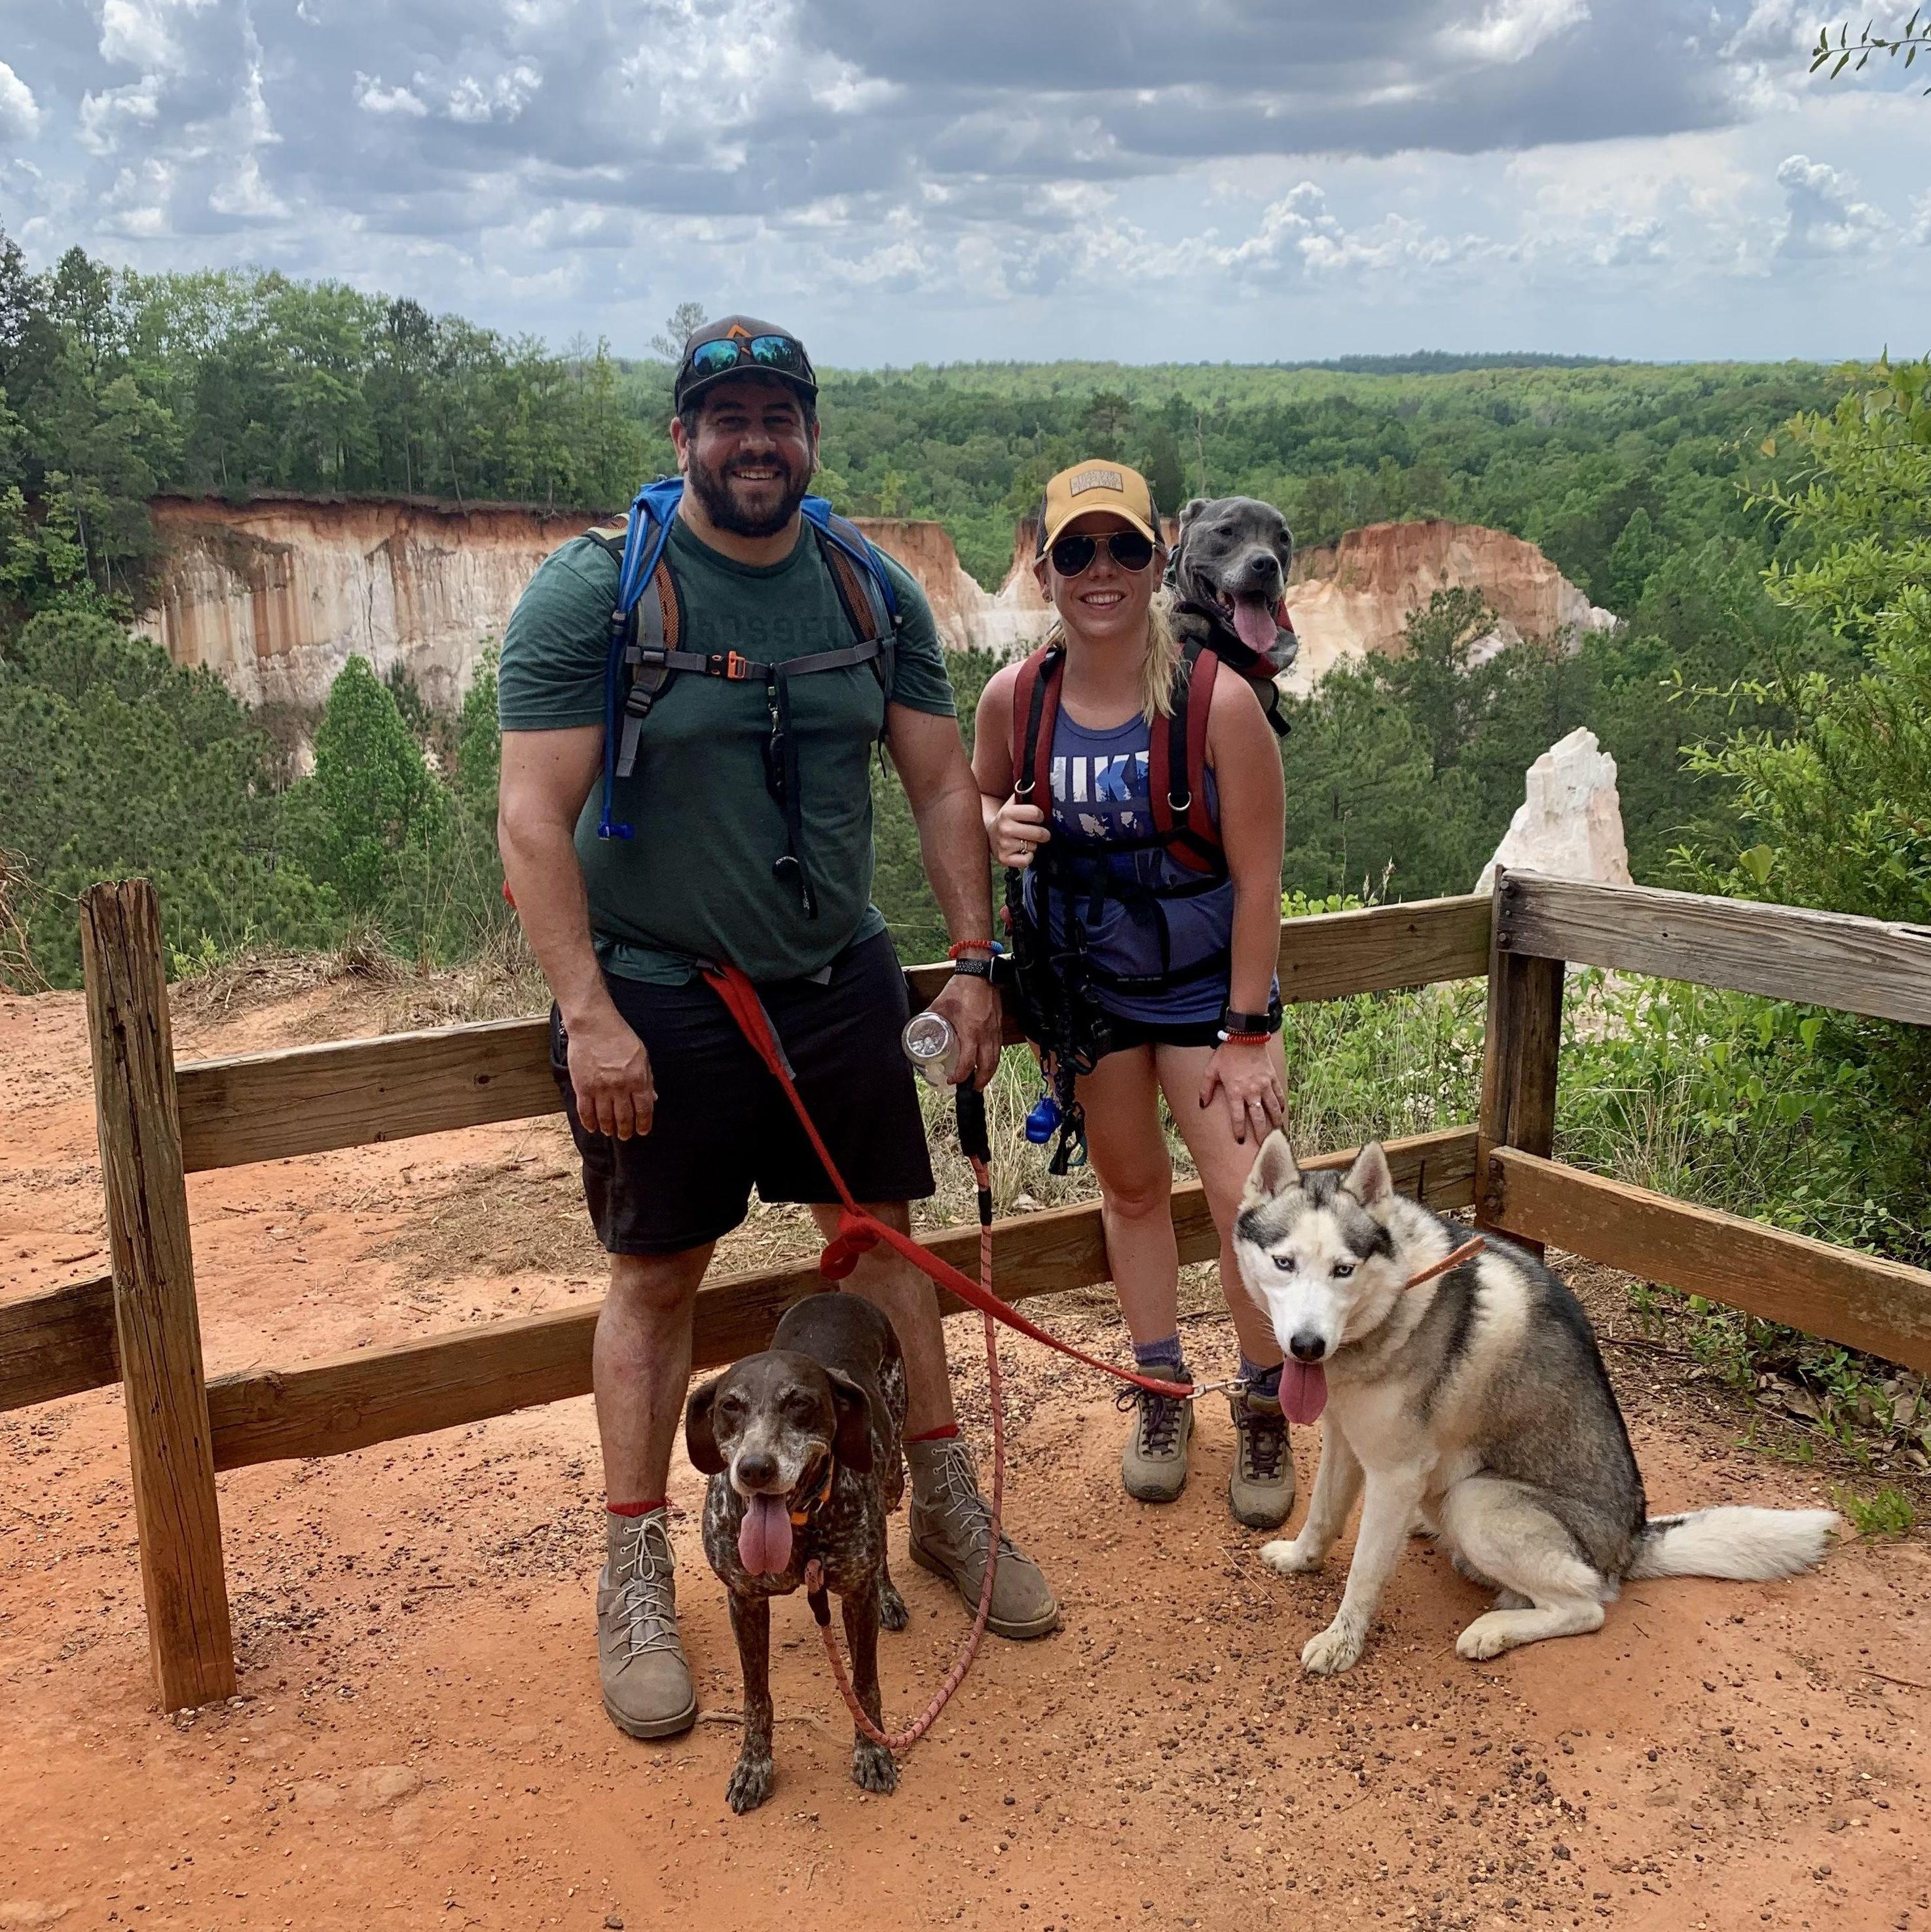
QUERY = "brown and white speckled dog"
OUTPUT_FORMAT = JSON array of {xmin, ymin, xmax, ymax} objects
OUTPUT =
[{"xmin": 684, "ymin": 1291, "xmax": 909, "ymax": 1813}]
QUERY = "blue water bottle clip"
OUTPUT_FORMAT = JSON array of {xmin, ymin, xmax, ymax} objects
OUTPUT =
[{"xmin": 1023, "ymin": 1090, "xmax": 1061, "ymax": 1146}]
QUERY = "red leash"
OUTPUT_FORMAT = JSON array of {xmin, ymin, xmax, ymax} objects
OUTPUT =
[
  {"xmin": 698, "ymin": 963, "xmax": 1487, "ymax": 1756},
  {"xmin": 700, "ymin": 963, "xmax": 1196, "ymax": 1400}
]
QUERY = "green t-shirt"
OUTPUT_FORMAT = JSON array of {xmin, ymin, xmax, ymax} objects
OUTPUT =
[{"xmin": 498, "ymin": 515, "xmax": 954, "ymax": 984}]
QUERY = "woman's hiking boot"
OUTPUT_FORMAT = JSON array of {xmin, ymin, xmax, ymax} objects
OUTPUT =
[
  {"xmin": 906, "ymin": 1435, "xmax": 1060, "ymax": 1639},
  {"xmin": 1227, "ymin": 1390, "xmax": 1295, "ymax": 1529},
  {"xmin": 1118, "ymin": 1384, "xmax": 1192, "ymax": 1504},
  {"xmin": 597, "ymin": 1510, "xmax": 698, "ymax": 1739}
]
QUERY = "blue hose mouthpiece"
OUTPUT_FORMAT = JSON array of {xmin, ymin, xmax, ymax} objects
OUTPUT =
[{"xmin": 1023, "ymin": 1092, "xmax": 1061, "ymax": 1145}]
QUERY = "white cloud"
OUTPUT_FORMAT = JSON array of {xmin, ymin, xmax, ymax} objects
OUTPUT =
[
  {"xmin": 1440, "ymin": 0, "xmax": 1590, "ymax": 65},
  {"xmin": 441, "ymin": 62, "xmax": 542, "ymax": 124},
  {"xmin": 1776, "ymin": 153, "xmax": 1888, "ymax": 257},
  {"xmin": 98, "ymin": 0, "xmax": 214, "ymax": 75},
  {"xmin": 78, "ymin": 75, "xmax": 165, "ymax": 155},
  {"xmin": 354, "ymin": 74, "xmax": 429, "ymax": 117},
  {"xmin": 0, "ymin": 61, "xmax": 42, "ymax": 140}
]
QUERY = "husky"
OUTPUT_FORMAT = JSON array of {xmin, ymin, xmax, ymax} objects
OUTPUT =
[{"xmin": 1232, "ymin": 1132, "xmax": 1839, "ymax": 1675}]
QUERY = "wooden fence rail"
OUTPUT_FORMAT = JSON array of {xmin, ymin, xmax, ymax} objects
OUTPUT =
[{"xmin": 5, "ymin": 867, "xmax": 1927, "ymax": 1714}]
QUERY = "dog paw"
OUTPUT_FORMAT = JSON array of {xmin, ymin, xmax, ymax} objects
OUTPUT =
[
  {"xmin": 878, "ymin": 1580, "xmax": 910, "ymax": 1632},
  {"xmin": 1456, "ymin": 1614, "xmax": 1522, "ymax": 1662},
  {"xmin": 1300, "ymin": 1618, "xmax": 1365, "ymax": 1676},
  {"xmin": 726, "ymin": 1751, "xmax": 776, "ymax": 1814},
  {"xmin": 851, "ymin": 1737, "xmax": 899, "ymax": 1796},
  {"xmin": 1261, "ymin": 1537, "xmax": 1321, "ymax": 1576}
]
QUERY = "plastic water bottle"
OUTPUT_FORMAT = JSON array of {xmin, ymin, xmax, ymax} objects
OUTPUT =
[
  {"xmin": 1023, "ymin": 1090, "xmax": 1061, "ymax": 1145},
  {"xmin": 902, "ymin": 1011, "xmax": 959, "ymax": 1088}
]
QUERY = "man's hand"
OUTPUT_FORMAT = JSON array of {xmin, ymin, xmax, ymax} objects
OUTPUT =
[
  {"xmin": 564, "ymin": 1003, "xmax": 657, "ymax": 1140},
  {"xmin": 925, "ymin": 972, "xmax": 1004, "ymax": 1092}
]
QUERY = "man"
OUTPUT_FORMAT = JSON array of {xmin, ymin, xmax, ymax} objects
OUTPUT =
[{"xmin": 496, "ymin": 314, "xmax": 1059, "ymax": 1742}]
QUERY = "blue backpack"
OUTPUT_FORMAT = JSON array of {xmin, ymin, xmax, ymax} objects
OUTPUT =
[{"xmin": 588, "ymin": 478, "xmax": 902, "ymax": 916}]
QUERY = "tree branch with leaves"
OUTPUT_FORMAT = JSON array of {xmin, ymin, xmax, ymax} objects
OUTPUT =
[{"xmin": 1812, "ymin": 12, "xmax": 1931, "ymax": 90}]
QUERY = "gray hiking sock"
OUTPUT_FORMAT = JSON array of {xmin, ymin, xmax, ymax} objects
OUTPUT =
[
  {"xmin": 1133, "ymin": 1333, "xmax": 1188, "ymax": 1379},
  {"xmin": 1239, "ymin": 1353, "xmax": 1283, "ymax": 1403}
]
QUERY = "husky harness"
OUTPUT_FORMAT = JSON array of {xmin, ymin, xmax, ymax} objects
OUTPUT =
[
  {"xmin": 589, "ymin": 477, "xmax": 901, "ymax": 918},
  {"xmin": 1002, "ymin": 633, "xmax": 1278, "ymax": 1172}
]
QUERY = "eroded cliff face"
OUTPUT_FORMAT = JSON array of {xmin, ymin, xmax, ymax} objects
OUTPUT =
[
  {"xmin": 139, "ymin": 496, "xmax": 1612, "ymax": 712},
  {"xmin": 1283, "ymin": 519, "xmax": 1615, "ymax": 693},
  {"xmin": 141, "ymin": 494, "xmax": 599, "ymax": 711},
  {"xmin": 139, "ymin": 494, "xmax": 1023, "ymax": 708}
]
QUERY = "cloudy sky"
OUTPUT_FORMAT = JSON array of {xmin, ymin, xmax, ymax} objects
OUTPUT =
[{"xmin": 2, "ymin": 1, "xmax": 1928, "ymax": 365}]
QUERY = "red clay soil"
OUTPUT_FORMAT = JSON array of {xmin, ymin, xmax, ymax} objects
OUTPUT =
[{"xmin": 3, "ymin": 985, "xmax": 1927, "ymax": 1932}]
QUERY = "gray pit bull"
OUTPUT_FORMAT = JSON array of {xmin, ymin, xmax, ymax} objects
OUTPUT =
[{"xmin": 1168, "ymin": 494, "xmax": 1298, "ymax": 675}]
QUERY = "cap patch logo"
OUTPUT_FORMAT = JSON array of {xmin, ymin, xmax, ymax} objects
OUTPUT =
[
  {"xmin": 726, "ymin": 322, "xmax": 753, "ymax": 340},
  {"xmin": 1068, "ymin": 467, "xmax": 1124, "ymax": 496}
]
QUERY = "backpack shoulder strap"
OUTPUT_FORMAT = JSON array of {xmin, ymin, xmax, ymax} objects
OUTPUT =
[
  {"xmin": 1149, "ymin": 642, "xmax": 1224, "ymax": 874},
  {"xmin": 1010, "ymin": 644, "xmax": 1063, "ymax": 811}
]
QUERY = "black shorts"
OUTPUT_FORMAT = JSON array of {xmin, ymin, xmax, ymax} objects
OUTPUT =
[
  {"xmin": 551, "ymin": 930, "xmax": 936, "ymax": 1257},
  {"xmin": 1097, "ymin": 1012, "xmax": 1224, "ymax": 1053}
]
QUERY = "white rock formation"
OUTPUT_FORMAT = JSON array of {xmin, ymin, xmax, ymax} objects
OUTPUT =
[{"xmin": 1475, "ymin": 727, "xmax": 1632, "ymax": 896}]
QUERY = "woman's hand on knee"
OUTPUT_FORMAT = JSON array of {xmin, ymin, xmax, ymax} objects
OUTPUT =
[
  {"xmin": 1198, "ymin": 1041, "xmax": 1285, "ymax": 1147},
  {"xmin": 991, "ymin": 796, "xmax": 1051, "ymax": 870}
]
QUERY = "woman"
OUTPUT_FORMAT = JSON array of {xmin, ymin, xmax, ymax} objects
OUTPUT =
[{"xmin": 973, "ymin": 461, "xmax": 1294, "ymax": 1528}]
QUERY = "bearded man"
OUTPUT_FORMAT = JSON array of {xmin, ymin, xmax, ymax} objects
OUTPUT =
[{"xmin": 496, "ymin": 315, "xmax": 1059, "ymax": 1742}]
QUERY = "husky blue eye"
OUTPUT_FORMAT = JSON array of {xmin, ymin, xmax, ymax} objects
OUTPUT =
[
  {"xmin": 1272, "ymin": 1253, "xmax": 1296, "ymax": 1273},
  {"xmin": 1333, "ymin": 1262, "xmax": 1355, "ymax": 1278}
]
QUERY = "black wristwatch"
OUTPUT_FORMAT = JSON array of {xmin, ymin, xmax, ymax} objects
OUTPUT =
[
  {"xmin": 951, "ymin": 954, "xmax": 995, "ymax": 982},
  {"xmin": 1219, "ymin": 1001, "xmax": 1283, "ymax": 1037}
]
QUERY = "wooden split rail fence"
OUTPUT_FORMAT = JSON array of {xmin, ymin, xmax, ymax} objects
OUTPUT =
[{"xmin": 3, "ymin": 870, "xmax": 1928, "ymax": 1710}]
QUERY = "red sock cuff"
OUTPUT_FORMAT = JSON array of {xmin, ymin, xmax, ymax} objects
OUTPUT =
[
  {"xmin": 607, "ymin": 1498, "xmax": 666, "ymax": 1517},
  {"xmin": 906, "ymin": 1423, "xmax": 961, "ymax": 1444}
]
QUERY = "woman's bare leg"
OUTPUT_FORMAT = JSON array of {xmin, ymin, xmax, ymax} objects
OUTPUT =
[
  {"xmin": 1075, "ymin": 1045, "xmax": 1181, "ymax": 1347},
  {"xmin": 1154, "ymin": 1039, "xmax": 1287, "ymax": 1368}
]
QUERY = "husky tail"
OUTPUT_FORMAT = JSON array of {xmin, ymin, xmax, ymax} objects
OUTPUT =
[{"xmin": 1627, "ymin": 1507, "xmax": 1840, "ymax": 1582}]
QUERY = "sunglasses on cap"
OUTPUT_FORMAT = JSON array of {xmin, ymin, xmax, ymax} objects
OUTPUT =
[
  {"xmin": 684, "ymin": 334, "xmax": 813, "ymax": 386},
  {"xmin": 1048, "ymin": 529, "xmax": 1157, "ymax": 578}
]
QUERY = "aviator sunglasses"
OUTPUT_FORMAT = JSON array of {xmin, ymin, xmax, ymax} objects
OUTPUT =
[
  {"xmin": 1048, "ymin": 528, "xmax": 1157, "ymax": 577},
  {"xmin": 684, "ymin": 333, "xmax": 814, "ymax": 384}
]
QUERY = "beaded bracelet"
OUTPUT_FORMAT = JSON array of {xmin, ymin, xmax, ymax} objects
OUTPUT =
[
  {"xmin": 947, "ymin": 938, "xmax": 997, "ymax": 959},
  {"xmin": 1217, "ymin": 1029, "xmax": 1272, "ymax": 1046}
]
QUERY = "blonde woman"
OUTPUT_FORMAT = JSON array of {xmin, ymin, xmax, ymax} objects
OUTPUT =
[{"xmin": 972, "ymin": 462, "xmax": 1294, "ymax": 1527}]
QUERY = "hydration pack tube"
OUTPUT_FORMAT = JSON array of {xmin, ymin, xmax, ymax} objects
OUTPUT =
[{"xmin": 594, "ymin": 478, "xmax": 902, "ymax": 844}]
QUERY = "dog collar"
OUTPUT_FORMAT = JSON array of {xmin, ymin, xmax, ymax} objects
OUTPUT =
[{"xmin": 787, "ymin": 1459, "xmax": 836, "ymax": 1527}]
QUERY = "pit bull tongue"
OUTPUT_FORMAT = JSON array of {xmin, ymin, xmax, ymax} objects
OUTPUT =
[
  {"xmin": 738, "ymin": 1493, "xmax": 794, "ymax": 1576},
  {"xmin": 1230, "ymin": 595, "xmax": 1281, "ymax": 658},
  {"xmin": 1280, "ymin": 1360, "xmax": 1329, "ymax": 1425}
]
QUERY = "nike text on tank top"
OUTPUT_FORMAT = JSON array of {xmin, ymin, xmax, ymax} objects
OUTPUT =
[{"xmin": 1020, "ymin": 704, "xmax": 1234, "ymax": 1026}]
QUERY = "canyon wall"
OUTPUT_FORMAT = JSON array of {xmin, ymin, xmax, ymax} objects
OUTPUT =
[
  {"xmin": 139, "ymin": 493, "xmax": 1024, "ymax": 708},
  {"xmin": 1283, "ymin": 519, "xmax": 1615, "ymax": 693},
  {"xmin": 139, "ymin": 496, "xmax": 1613, "ymax": 713}
]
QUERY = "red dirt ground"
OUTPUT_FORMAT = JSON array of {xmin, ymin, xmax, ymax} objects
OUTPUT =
[{"xmin": 3, "ymin": 983, "xmax": 1927, "ymax": 1932}]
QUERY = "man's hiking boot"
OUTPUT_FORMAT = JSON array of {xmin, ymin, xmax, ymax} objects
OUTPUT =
[
  {"xmin": 1118, "ymin": 1383, "xmax": 1192, "ymax": 1504},
  {"xmin": 597, "ymin": 1510, "xmax": 697, "ymax": 1739},
  {"xmin": 906, "ymin": 1435, "xmax": 1059, "ymax": 1640},
  {"xmin": 1227, "ymin": 1390, "xmax": 1295, "ymax": 1530}
]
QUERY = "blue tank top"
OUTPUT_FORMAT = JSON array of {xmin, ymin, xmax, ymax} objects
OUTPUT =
[{"xmin": 1020, "ymin": 705, "xmax": 1234, "ymax": 1025}]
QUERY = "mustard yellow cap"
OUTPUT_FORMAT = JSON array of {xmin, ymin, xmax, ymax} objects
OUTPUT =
[{"xmin": 1037, "ymin": 460, "xmax": 1160, "ymax": 553}]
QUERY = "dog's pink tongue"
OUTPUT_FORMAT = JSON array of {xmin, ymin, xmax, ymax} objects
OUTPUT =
[
  {"xmin": 1230, "ymin": 595, "xmax": 1281, "ymax": 658},
  {"xmin": 738, "ymin": 1493, "xmax": 794, "ymax": 1576},
  {"xmin": 1280, "ymin": 1360, "xmax": 1329, "ymax": 1425}
]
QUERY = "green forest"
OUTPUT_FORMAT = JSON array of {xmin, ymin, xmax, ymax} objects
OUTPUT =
[{"xmin": 2, "ymin": 238, "xmax": 1928, "ymax": 1267}]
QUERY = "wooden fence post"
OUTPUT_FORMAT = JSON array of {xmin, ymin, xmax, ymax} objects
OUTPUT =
[
  {"xmin": 80, "ymin": 880, "xmax": 236, "ymax": 1711},
  {"xmin": 1476, "ymin": 868, "xmax": 1565, "ymax": 1259}
]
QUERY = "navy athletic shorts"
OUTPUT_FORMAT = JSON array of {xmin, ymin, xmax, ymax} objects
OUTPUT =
[{"xmin": 551, "ymin": 929, "xmax": 936, "ymax": 1257}]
